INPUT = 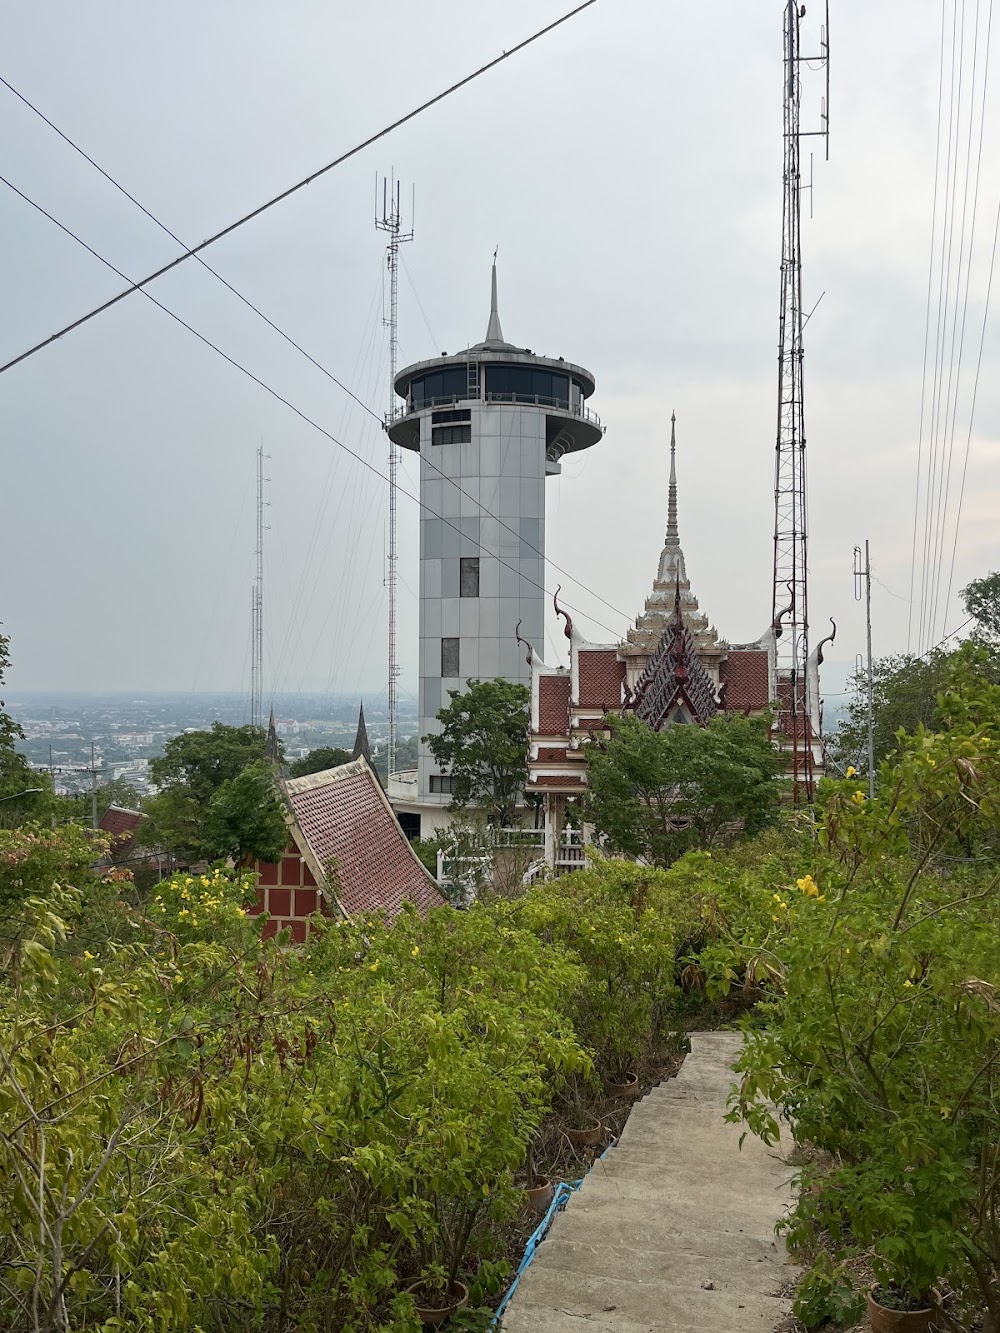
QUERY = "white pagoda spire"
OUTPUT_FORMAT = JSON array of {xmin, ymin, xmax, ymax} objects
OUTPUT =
[
  {"xmin": 485, "ymin": 252, "xmax": 504, "ymax": 345},
  {"xmin": 665, "ymin": 410, "xmax": 679, "ymax": 547}
]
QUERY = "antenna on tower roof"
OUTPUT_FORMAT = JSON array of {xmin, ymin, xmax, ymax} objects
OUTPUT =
[{"xmin": 486, "ymin": 251, "xmax": 504, "ymax": 344}]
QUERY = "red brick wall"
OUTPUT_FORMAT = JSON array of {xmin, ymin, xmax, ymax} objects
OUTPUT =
[{"xmin": 249, "ymin": 847, "xmax": 330, "ymax": 940}]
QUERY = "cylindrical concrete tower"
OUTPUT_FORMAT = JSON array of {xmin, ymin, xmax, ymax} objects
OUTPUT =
[{"xmin": 388, "ymin": 265, "xmax": 602, "ymax": 831}]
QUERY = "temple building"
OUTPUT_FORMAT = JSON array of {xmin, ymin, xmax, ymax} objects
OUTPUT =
[{"xmin": 525, "ymin": 416, "xmax": 827, "ymax": 870}]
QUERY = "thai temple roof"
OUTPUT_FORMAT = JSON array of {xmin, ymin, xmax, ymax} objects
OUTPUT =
[{"xmin": 623, "ymin": 414, "xmax": 724, "ymax": 663}]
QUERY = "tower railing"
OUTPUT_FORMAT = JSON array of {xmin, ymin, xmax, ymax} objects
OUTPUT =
[{"xmin": 388, "ymin": 393, "xmax": 602, "ymax": 430}]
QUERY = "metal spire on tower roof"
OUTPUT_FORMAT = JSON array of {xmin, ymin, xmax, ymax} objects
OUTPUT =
[
  {"xmin": 665, "ymin": 411, "xmax": 679, "ymax": 547},
  {"xmin": 485, "ymin": 250, "xmax": 504, "ymax": 345}
]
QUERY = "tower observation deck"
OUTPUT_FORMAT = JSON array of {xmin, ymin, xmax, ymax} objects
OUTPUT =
[{"xmin": 388, "ymin": 263, "xmax": 603, "ymax": 829}]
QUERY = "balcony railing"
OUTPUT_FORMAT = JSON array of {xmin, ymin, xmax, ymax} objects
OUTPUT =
[{"xmin": 389, "ymin": 393, "xmax": 602, "ymax": 432}]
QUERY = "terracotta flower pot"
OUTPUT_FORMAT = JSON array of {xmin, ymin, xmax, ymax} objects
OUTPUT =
[
  {"xmin": 406, "ymin": 1280, "xmax": 469, "ymax": 1328},
  {"xmin": 524, "ymin": 1177, "xmax": 556, "ymax": 1216},
  {"xmin": 866, "ymin": 1286, "xmax": 938, "ymax": 1333},
  {"xmin": 607, "ymin": 1072, "xmax": 640, "ymax": 1100},
  {"xmin": 564, "ymin": 1121, "xmax": 602, "ymax": 1148}
]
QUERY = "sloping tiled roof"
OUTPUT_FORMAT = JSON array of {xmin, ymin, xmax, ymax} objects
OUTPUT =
[
  {"xmin": 538, "ymin": 674, "xmax": 571, "ymax": 735},
  {"xmin": 284, "ymin": 759, "xmax": 444, "ymax": 920},
  {"xmin": 577, "ymin": 649, "xmax": 626, "ymax": 710},
  {"xmin": 98, "ymin": 805, "xmax": 143, "ymax": 839},
  {"xmin": 720, "ymin": 650, "xmax": 771, "ymax": 712}
]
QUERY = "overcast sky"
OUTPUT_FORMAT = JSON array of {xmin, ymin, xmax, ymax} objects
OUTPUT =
[{"xmin": 2, "ymin": 1, "xmax": 997, "ymax": 705}]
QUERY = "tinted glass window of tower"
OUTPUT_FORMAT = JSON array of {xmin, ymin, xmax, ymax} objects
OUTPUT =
[
  {"xmin": 484, "ymin": 364, "xmax": 571, "ymax": 407},
  {"xmin": 441, "ymin": 637, "xmax": 460, "ymax": 677},
  {"xmin": 460, "ymin": 557, "xmax": 480, "ymax": 597},
  {"xmin": 411, "ymin": 368, "xmax": 467, "ymax": 407}
]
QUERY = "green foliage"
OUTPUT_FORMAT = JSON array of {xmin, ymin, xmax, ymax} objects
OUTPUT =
[
  {"xmin": 149, "ymin": 721, "xmax": 275, "ymax": 804},
  {"xmin": 515, "ymin": 858, "xmax": 693, "ymax": 1079},
  {"xmin": 0, "ymin": 823, "xmax": 107, "ymax": 924},
  {"xmin": 142, "ymin": 722, "xmax": 280, "ymax": 860},
  {"xmin": 583, "ymin": 711, "xmax": 784, "ymax": 866},
  {"xmin": 0, "ymin": 846, "xmax": 595, "ymax": 1330},
  {"xmin": 425, "ymin": 678, "xmax": 530, "ymax": 828},
  {"xmin": 793, "ymin": 1253, "xmax": 866, "ymax": 1328},
  {"xmin": 962, "ymin": 569, "xmax": 1000, "ymax": 642},
  {"xmin": 731, "ymin": 657, "xmax": 1000, "ymax": 1317},
  {"xmin": 203, "ymin": 759, "xmax": 289, "ymax": 865},
  {"xmin": 0, "ymin": 632, "xmax": 48, "ymax": 824},
  {"xmin": 288, "ymin": 745, "xmax": 352, "ymax": 777}
]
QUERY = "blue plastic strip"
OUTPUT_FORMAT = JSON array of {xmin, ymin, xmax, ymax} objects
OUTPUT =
[{"xmin": 491, "ymin": 1138, "xmax": 618, "ymax": 1327}]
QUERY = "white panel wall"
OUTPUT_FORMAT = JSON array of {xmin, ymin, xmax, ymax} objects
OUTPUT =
[{"xmin": 417, "ymin": 401, "xmax": 546, "ymax": 805}]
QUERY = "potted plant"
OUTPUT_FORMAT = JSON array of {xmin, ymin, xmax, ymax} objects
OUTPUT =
[
  {"xmin": 606, "ymin": 1070, "xmax": 640, "ymax": 1100},
  {"xmin": 405, "ymin": 1266, "xmax": 469, "ymax": 1328},
  {"xmin": 865, "ymin": 1283, "xmax": 938, "ymax": 1333},
  {"xmin": 523, "ymin": 1142, "xmax": 555, "ymax": 1217}
]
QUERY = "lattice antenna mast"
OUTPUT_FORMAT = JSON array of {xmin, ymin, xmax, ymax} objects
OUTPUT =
[
  {"xmin": 772, "ymin": 0, "xmax": 828, "ymax": 802},
  {"xmin": 375, "ymin": 174, "xmax": 414, "ymax": 780},
  {"xmin": 250, "ymin": 441, "xmax": 270, "ymax": 730}
]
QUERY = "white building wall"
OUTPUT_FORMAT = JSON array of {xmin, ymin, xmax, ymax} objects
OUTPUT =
[{"xmin": 417, "ymin": 400, "xmax": 546, "ymax": 811}]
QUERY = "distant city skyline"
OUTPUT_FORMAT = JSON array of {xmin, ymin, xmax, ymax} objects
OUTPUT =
[{"xmin": 2, "ymin": 2, "xmax": 997, "ymax": 697}]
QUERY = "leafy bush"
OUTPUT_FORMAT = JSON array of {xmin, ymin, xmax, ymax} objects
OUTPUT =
[{"xmin": 731, "ymin": 660, "xmax": 1000, "ymax": 1324}]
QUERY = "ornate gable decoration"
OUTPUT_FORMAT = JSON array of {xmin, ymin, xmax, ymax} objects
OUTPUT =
[{"xmin": 633, "ymin": 579, "xmax": 719, "ymax": 729}]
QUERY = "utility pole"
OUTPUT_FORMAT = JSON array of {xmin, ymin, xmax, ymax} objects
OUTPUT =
[
  {"xmin": 771, "ymin": 0, "xmax": 829, "ymax": 803},
  {"xmin": 376, "ymin": 174, "xmax": 413, "ymax": 783},
  {"xmin": 250, "ymin": 442, "xmax": 268, "ymax": 730},
  {"xmin": 854, "ymin": 541, "xmax": 876, "ymax": 798}
]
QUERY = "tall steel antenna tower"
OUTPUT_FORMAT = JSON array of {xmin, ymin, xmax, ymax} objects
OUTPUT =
[
  {"xmin": 250, "ymin": 441, "xmax": 268, "ymax": 730},
  {"xmin": 375, "ymin": 174, "xmax": 413, "ymax": 780},
  {"xmin": 772, "ymin": 0, "xmax": 829, "ymax": 802}
]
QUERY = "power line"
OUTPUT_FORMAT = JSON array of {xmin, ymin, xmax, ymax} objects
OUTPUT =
[
  {"xmin": 0, "ymin": 172, "xmax": 627, "ymax": 644},
  {"xmin": 0, "ymin": 0, "xmax": 598, "ymax": 379},
  {"xmin": 1, "ymin": 44, "xmax": 629, "ymax": 634}
]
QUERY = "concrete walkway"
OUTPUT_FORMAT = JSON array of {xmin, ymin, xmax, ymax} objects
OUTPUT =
[{"xmin": 501, "ymin": 1031, "xmax": 798, "ymax": 1333}]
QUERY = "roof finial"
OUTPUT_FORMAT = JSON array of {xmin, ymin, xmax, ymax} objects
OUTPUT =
[
  {"xmin": 665, "ymin": 411, "xmax": 679, "ymax": 547},
  {"xmin": 485, "ymin": 250, "xmax": 504, "ymax": 344}
]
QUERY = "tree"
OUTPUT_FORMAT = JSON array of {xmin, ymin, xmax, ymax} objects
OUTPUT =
[
  {"xmin": 582, "ymin": 711, "xmax": 784, "ymax": 866},
  {"xmin": 288, "ymin": 746, "xmax": 351, "ymax": 778},
  {"xmin": 149, "ymin": 722, "xmax": 278, "ymax": 804},
  {"xmin": 0, "ymin": 632, "xmax": 50, "ymax": 824},
  {"xmin": 142, "ymin": 722, "xmax": 278, "ymax": 859},
  {"xmin": 830, "ymin": 572, "xmax": 1000, "ymax": 777},
  {"xmin": 961, "ymin": 570, "xmax": 1000, "ymax": 642},
  {"xmin": 425, "ymin": 678, "xmax": 530, "ymax": 829},
  {"xmin": 203, "ymin": 760, "xmax": 289, "ymax": 865}
]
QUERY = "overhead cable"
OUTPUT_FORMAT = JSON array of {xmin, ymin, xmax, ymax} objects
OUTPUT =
[
  {"xmin": 0, "ymin": 172, "xmax": 628, "ymax": 644},
  {"xmin": 0, "ymin": 0, "xmax": 598, "ymax": 379}
]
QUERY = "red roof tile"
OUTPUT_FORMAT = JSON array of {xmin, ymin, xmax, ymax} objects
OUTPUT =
[
  {"xmin": 721, "ymin": 651, "xmax": 771, "ymax": 711},
  {"xmin": 98, "ymin": 805, "xmax": 143, "ymax": 838},
  {"xmin": 538, "ymin": 674, "xmax": 571, "ymax": 735},
  {"xmin": 285, "ymin": 760, "xmax": 444, "ymax": 921},
  {"xmin": 577, "ymin": 650, "xmax": 625, "ymax": 709}
]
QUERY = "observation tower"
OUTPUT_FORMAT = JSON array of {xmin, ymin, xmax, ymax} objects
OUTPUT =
[{"xmin": 388, "ymin": 263, "xmax": 603, "ymax": 827}]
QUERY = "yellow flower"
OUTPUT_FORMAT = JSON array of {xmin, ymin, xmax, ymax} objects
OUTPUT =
[
  {"xmin": 796, "ymin": 875, "xmax": 820, "ymax": 897},
  {"xmin": 773, "ymin": 893, "xmax": 782, "ymax": 902},
  {"xmin": 411, "ymin": 946, "xmax": 420, "ymax": 957},
  {"xmin": 846, "ymin": 765, "xmax": 857, "ymax": 778},
  {"xmin": 852, "ymin": 791, "xmax": 866, "ymax": 805},
  {"xmin": 369, "ymin": 960, "xmax": 379, "ymax": 972},
  {"xmin": 83, "ymin": 950, "xmax": 95, "ymax": 960},
  {"xmin": 771, "ymin": 914, "xmax": 779, "ymax": 922},
  {"xmin": 903, "ymin": 979, "xmax": 913, "ymax": 988}
]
